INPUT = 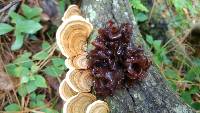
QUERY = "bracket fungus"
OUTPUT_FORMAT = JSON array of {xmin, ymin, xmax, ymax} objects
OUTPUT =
[
  {"xmin": 63, "ymin": 93, "xmax": 96, "ymax": 113},
  {"xmin": 57, "ymin": 4, "xmax": 93, "ymax": 94},
  {"xmin": 57, "ymin": 5, "xmax": 151, "ymax": 112},
  {"xmin": 56, "ymin": 6, "xmax": 93, "ymax": 58},
  {"xmin": 57, "ymin": 5, "xmax": 109, "ymax": 113},
  {"xmin": 86, "ymin": 100, "xmax": 110, "ymax": 113},
  {"xmin": 56, "ymin": 4, "xmax": 150, "ymax": 113},
  {"xmin": 65, "ymin": 53, "xmax": 88, "ymax": 70},
  {"xmin": 62, "ymin": 5, "xmax": 81, "ymax": 21},
  {"xmin": 56, "ymin": 16, "xmax": 93, "ymax": 58},
  {"xmin": 66, "ymin": 69, "xmax": 93, "ymax": 92},
  {"xmin": 59, "ymin": 80, "xmax": 77, "ymax": 101}
]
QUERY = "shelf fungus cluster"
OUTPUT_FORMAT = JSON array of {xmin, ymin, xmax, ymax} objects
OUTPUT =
[{"xmin": 56, "ymin": 5, "xmax": 109, "ymax": 113}]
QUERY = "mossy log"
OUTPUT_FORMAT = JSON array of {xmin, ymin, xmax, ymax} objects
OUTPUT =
[{"xmin": 79, "ymin": 0, "xmax": 195, "ymax": 113}]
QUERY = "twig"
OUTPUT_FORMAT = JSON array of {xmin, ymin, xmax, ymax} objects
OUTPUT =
[
  {"xmin": 13, "ymin": 89, "xmax": 20, "ymax": 106},
  {"xmin": 0, "ymin": 0, "xmax": 21, "ymax": 13},
  {"xmin": 37, "ymin": 43, "xmax": 57, "ymax": 70},
  {"xmin": 21, "ymin": 97, "xmax": 25, "ymax": 111},
  {"xmin": 167, "ymin": 78, "xmax": 200, "ymax": 87},
  {"xmin": 25, "ymin": 95, "xmax": 30, "ymax": 108},
  {"xmin": 147, "ymin": 0, "xmax": 156, "ymax": 23},
  {"xmin": 0, "ymin": 56, "xmax": 3, "ymax": 71},
  {"xmin": 1, "ymin": 0, "xmax": 22, "ymax": 22},
  {"xmin": 1, "ymin": 37, "xmax": 15, "ymax": 60}
]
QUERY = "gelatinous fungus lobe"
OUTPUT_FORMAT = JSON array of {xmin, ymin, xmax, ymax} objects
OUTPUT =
[{"xmin": 88, "ymin": 21, "xmax": 151, "ymax": 97}]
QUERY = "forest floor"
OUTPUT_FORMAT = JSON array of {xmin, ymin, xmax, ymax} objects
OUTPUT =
[{"xmin": 0, "ymin": 0, "xmax": 199, "ymax": 113}]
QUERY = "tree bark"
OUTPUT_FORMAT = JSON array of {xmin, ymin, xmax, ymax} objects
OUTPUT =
[{"xmin": 80, "ymin": 0, "xmax": 195, "ymax": 113}]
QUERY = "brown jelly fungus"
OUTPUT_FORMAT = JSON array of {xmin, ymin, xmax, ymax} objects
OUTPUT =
[{"xmin": 88, "ymin": 20, "xmax": 151, "ymax": 97}]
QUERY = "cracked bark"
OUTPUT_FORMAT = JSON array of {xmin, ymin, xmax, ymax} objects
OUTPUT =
[
  {"xmin": 80, "ymin": 0, "xmax": 195, "ymax": 113},
  {"xmin": 110, "ymin": 0, "xmax": 118, "ymax": 25}
]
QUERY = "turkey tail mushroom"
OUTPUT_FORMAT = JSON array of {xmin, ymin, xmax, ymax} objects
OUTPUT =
[
  {"xmin": 58, "ymin": 4, "xmax": 93, "ymax": 99},
  {"xmin": 57, "ymin": 5, "xmax": 110, "ymax": 113},
  {"xmin": 56, "ymin": 15, "xmax": 93, "ymax": 58},
  {"xmin": 62, "ymin": 5, "xmax": 81, "ymax": 21},
  {"xmin": 59, "ymin": 80, "xmax": 77, "ymax": 101},
  {"xmin": 63, "ymin": 93, "xmax": 96, "ymax": 113},
  {"xmin": 65, "ymin": 53, "xmax": 88, "ymax": 69},
  {"xmin": 66, "ymin": 69, "xmax": 93, "ymax": 92},
  {"xmin": 86, "ymin": 100, "xmax": 109, "ymax": 113}
]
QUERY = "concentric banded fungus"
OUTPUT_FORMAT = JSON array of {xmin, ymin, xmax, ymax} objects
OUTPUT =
[
  {"xmin": 56, "ymin": 16, "xmax": 93, "ymax": 57},
  {"xmin": 66, "ymin": 69, "xmax": 93, "ymax": 92},
  {"xmin": 86, "ymin": 100, "xmax": 109, "ymax": 113},
  {"xmin": 62, "ymin": 5, "xmax": 81, "ymax": 21},
  {"xmin": 88, "ymin": 21, "xmax": 151, "ymax": 96},
  {"xmin": 57, "ymin": 5, "xmax": 110, "ymax": 113},
  {"xmin": 63, "ymin": 93, "xmax": 96, "ymax": 113},
  {"xmin": 58, "ymin": 5, "xmax": 93, "ymax": 99},
  {"xmin": 65, "ymin": 53, "xmax": 88, "ymax": 69},
  {"xmin": 59, "ymin": 80, "xmax": 77, "ymax": 101}
]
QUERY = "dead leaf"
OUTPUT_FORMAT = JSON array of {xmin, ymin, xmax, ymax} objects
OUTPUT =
[
  {"xmin": 0, "ymin": 57, "xmax": 14, "ymax": 91},
  {"xmin": 39, "ymin": 0, "xmax": 61, "ymax": 26},
  {"xmin": 46, "ymin": 76, "xmax": 59, "ymax": 91},
  {"xmin": 0, "ymin": 72, "xmax": 14, "ymax": 91}
]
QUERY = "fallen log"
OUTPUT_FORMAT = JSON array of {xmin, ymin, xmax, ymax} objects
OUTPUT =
[{"xmin": 79, "ymin": 0, "xmax": 195, "ymax": 113}]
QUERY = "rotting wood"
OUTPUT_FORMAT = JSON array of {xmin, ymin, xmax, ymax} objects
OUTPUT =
[{"xmin": 80, "ymin": 0, "xmax": 195, "ymax": 113}]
